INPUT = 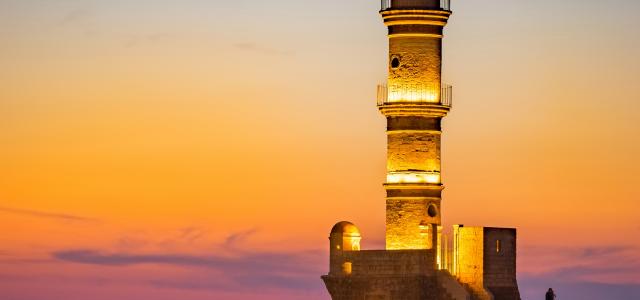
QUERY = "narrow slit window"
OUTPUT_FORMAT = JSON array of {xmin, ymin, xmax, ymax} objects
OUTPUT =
[{"xmin": 496, "ymin": 240, "xmax": 501, "ymax": 253}]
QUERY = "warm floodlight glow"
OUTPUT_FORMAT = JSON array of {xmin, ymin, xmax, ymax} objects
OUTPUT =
[
  {"xmin": 387, "ymin": 171, "xmax": 441, "ymax": 184},
  {"xmin": 377, "ymin": 84, "xmax": 453, "ymax": 106},
  {"xmin": 387, "ymin": 84, "xmax": 438, "ymax": 103},
  {"xmin": 419, "ymin": 222, "xmax": 430, "ymax": 236},
  {"xmin": 342, "ymin": 262, "xmax": 353, "ymax": 275},
  {"xmin": 348, "ymin": 237, "xmax": 361, "ymax": 251}
]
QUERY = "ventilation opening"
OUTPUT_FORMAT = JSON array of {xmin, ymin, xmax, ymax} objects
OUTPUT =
[
  {"xmin": 391, "ymin": 57, "xmax": 400, "ymax": 69},
  {"xmin": 427, "ymin": 204, "xmax": 438, "ymax": 218}
]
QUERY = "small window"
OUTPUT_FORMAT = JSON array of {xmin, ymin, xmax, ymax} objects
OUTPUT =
[
  {"xmin": 391, "ymin": 57, "xmax": 400, "ymax": 69},
  {"xmin": 342, "ymin": 262, "xmax": 352, "ymax": 275},
  {"xmin": 428, "ymin": 204, "xmax": 438, "ymax": 218},
  {"xmin": 496, "ymin": 240, "xmax": 502, "ymax": 253}
]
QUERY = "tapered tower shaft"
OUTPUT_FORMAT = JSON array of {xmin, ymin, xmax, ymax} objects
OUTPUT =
[{"xmin": 378, "ymin": 0, "xmax": 452, "ymax": 250}]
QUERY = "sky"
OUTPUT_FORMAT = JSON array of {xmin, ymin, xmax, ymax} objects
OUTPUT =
[{"xmin": 1, "ymin": 0, "xmax": 639, "ymax": 299}]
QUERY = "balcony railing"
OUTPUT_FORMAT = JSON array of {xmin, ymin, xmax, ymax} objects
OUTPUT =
[
  {"xmin": 381, "ymin": 0, "xmax": 451, "ymax": 11},
  {"xmin": 377, "ymin": 83, "xmax": 453, "ymax": 107}
]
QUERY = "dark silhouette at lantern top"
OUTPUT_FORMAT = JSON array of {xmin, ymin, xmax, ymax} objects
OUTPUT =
[{"xmin": 381, "ymin": 0, "xmax": 451, "ymax": 11}]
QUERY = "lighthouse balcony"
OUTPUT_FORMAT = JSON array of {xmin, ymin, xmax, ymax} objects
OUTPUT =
[
  {"xmin": 387, "ymin": 171, "xmax": 441, "ymax": 185},
  {"xmin": 381, "ymin": 0, "xmax": 451, "ymax": 11},
  {"xmin": 377, "ymin": 83, "xmax": 452, "ymax": 107}
]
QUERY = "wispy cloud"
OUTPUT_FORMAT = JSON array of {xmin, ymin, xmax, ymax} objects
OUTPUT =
[
  {"xmin": 0, "ymin": 206, "xmax": 96, "ymax": 223},
  {"xmin": 52, "ymin": 249, "xmax": 321, "ymax": 273},
  {"xmin": 49, "ymin": 227, "xmax": 326, "ymax": 293},
  {"xmin": 223, "ymin": 228, "xmax": 259, "ymax": 249},
  {"xmin": 576, "ymin": 246, "xmax": 632, "ymax": 258},
  {"xmin": 52, "ymin": 247, "xmax": 325, "ymax": 292},
  {"xmin": 41, "ymin": 232, "xmax": 640, "ymax": 298},
  {"xmin": 147, "ymin": 268, "xmax": 324, "ymax": 293},
  {"xmin": 503, "ymin": 244, "xmax": 640, "ymax": 300},
  {"xmin": 519, "ymin": 245, "xmax": 640, "ymax": 285},
  {"xmin": 177, "ymin": 226, "xmax": 207, "ymax": 243}
]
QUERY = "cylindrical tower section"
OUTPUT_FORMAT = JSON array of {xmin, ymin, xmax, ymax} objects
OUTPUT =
[
  {"xmin": 328, "ymin": 222, "xmax": 361, "ymax": 276},
  {"xmin": 379, "ymin": 0, "xmax": 451, "ymax": 250}
]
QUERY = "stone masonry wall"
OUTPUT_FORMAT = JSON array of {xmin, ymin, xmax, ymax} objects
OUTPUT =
[
  {"xmin": 344, "ymin": 250, "xmax": 436, "ymax": 276},
  {"xmin": 483, "ymin": 228, "xmax": 521, "ymax": 300},
  {"xmin": 456, "ymin": 227, "xmax": 484, "ymax": 288},
  {"xmin": 454, "ymin": 227, "xmax": 521, "ymax": 300},
  {"xmin": 324, "ymin": 250, "xmax": 440, "ymax": 300},
  {"xmin": 323, "ymin": 275, "xmax": 440, "ymax": 300},
  {"xmin": 388, "ymin": 36, "xmax": 442, "ymax": 100},
  {"xmin": 387, "ymin": 132, "xmax": 441, "ymax": 173},
  {"xmin": 386, "ymin": 198, "xmax": 439, "ymax": 250},
  {"xmin": 455, "ymin": 227, "xmax": 493, "ymax": 300}
]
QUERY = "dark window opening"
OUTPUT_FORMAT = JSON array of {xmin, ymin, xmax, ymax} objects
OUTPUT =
[
  {"xmin": 391, "ymin": 57, "xmax": 400, "ymax": 69},
  {"xmin": 427, "ymin": 204, "xmax": 438, "ymax": 218}
]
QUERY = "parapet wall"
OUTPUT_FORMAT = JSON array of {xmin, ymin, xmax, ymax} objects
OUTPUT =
[
  {"xmin": 483, "ymin": 228, "xmax": 520, "ymax": 300},
  {"xmin": 324, "ymin": 226, "xmax": 520, "ymax": 300},
  {"xmin": 453, "ymin": 226, "xmax": 521, "ymax": 300},
  {"xmin": 324, "ymin": 249, "xmax": 441, "ymax": 300},
  {"xmin": 344, "ymin": 249, "xmax": 436, "ymax": 276},
  {"xmin": 322, "ymin": 249, "xmax": 453, "ymax": 300},
  {"xmin": 323, "ymin": 274, "xmax": 440, "ymax": 300},
  {"xmin": 454, "ymin": 227, "xmax": 489, "ymax": 299}
]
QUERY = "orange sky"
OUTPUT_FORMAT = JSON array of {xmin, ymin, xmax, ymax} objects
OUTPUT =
[{"xmin": 1, "ymin": 0, "xmax": 639, "ymax": 299}]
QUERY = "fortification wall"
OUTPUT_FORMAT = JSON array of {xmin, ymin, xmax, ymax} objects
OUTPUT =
[
  {"xmin": 324, "ymin": 249, "xmax": 445, "ymax": 300},
  {"xmin": 483, "ymin": 228, "xmax": 520, "ymax": 300},
  {"xmin": 454, "ymin": 227, "xmax": 492, "ymax": 300},
  {"xmin": 455, "ymin": 227, "xmax": 485, "ymax": 288},
  {"xmin": 323, "ymin": 274, "xmax": 440, "ymax": 300},
  {"xmin": 453, "ymin": 226, "xmax": 520, "ymax": 300},
  {"xmin": 344, "ymin": 249, "xmax": 436, "ymax": 276}
]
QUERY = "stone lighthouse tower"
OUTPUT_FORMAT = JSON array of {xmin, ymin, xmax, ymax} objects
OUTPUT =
[
  {"xmin": 378, "ymin": 0, "xmax": 452, "ymax": 251},
  {"xmin": 322, "ymin": 1, "xmax": 521, "ymax": 299}
]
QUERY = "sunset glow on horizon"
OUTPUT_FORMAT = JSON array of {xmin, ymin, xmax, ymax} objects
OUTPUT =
[{"xmin": 1, "ymin": 0, "xmax": 640, "ymax": 299}]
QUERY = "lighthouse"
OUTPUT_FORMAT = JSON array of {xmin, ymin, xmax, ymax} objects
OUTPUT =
[
  {"xmin": 378, "ymin": 0, "xmax": 452, "ymax": 251},
  {"xmin": 321, "ymin": 1, "xmax": 522, "ymax": 299}
]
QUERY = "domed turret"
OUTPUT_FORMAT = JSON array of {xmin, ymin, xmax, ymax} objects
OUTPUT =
[
  {"xmin": 331, "ymin": 221, "xmax": 360, "ymax": 236},
  {"xmin": 329, "ymin": 221, "xmax": 361, "ymax": 252},
  {"xmin": 328, "ymin": 221, "xmax": 362, "ymax": 276}
]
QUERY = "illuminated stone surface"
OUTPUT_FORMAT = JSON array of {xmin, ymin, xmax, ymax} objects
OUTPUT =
[
  {"xmin": 386, "ymin": 198, "xmax": 438, "ymax": 250},
  {"xmin": 322, "ymin": 1, "xmax": 521, "ymax": 299},
  {"xmin": 453, "ymin": 227, "xmax": 521, "ymax": 300},
  {"xmin": 388, "ymin": 37, "xmax": 442, "ymax": 103},
  {"xmin": 387, "ymin": 132, "xmax": 441, "ymax": 174}
]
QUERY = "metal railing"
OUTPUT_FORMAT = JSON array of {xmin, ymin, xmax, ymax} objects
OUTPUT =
[
  {"xmin": 441, "ymin": 84, "xmax": 452, "ymax": 107},
  {"xmin": 381, "ymin": 0, "xmax": 451, "ymax": 11},
  {"xmin": 377, "ymin": 83, "xmax": 453, "ymax": 107}
]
